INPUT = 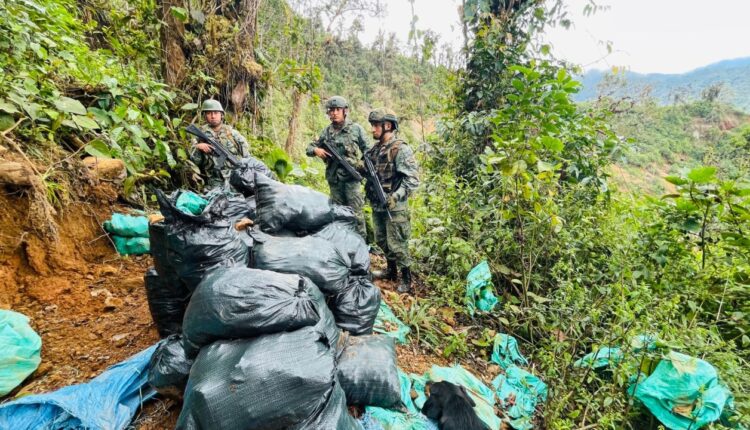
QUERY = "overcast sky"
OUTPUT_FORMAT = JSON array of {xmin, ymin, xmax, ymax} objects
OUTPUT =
[{"xmin": 359, "ymin": 0, "xmax": 750, "ymax": 74}]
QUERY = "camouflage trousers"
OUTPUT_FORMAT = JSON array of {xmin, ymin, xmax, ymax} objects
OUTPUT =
[
  {"xmin": 329, "ymin": 179, "xmax": 366, "ymax": 238},
  {"xmin": 372, "ymin": 209, "xmax": 411, "ymax": 268}
]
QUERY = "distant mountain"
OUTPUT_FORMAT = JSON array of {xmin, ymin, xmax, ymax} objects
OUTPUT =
[{"xmin": 575, "ymin": 57, "xmax": 750, "ymax": 112}]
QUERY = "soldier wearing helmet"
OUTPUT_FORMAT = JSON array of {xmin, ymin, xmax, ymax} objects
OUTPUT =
[
  {"xmin": 306, "ymin": 96, "xmax": 369, "ymax": 238},
  {"xmin": 190, "ymin": 99, "xmax": 251, "ymax": 189},
  {"xmin": 366, "ymin": 108, "xmax": 420, "ymax": 294}
]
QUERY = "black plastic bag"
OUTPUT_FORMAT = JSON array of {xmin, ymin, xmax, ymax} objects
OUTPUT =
[
  {"xmin": 182, "ymin": 267, "xmax": 320, "ymax": 352},
  {"xmin": 255, "ymin": 174, "xmax": 334, "ymax": 232},
  {"xmin": 312, "ymin": 220, "xmax": 370, "ymax": 275},
  {"xmin": 291, "ymin": 380, "xmax": 360, "ymax": 430},
  {"xmin": 337, "ymin": 334, "xmax": 402, "ymax": 408},
  {"xmin": 304, "ymin": 276, "xmax": 341, "ymax": 349},
  {"xmin": 156, "ymin": 190, "xmax": 249, "ymax": 292},
  {"xmin": 223, "ymin": 194, "xmax": 256, "ymax": 222},
  {"xmin": 148, "ymin": 334, "xmax": 193, "ymax": 398},
  {"xmin": 144, "ymin": 267, "xmax": 190, "ymax": 337},
  {"xmin": 332, "ymin": 276, "xmax": 381, "ymax": 335},
  {"xmin": 229, "ymin": 157, "xmax": 276, "ymax": 197},
  {"xmin": 176, "ymin": 326, "xmax": 337, "ymax": 430},
  {"xmin": 250, "ymin": 229, "xmax": 350, "ymax": 295}
]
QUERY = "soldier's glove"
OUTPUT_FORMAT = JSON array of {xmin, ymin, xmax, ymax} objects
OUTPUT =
[{"xmin": 387, "ymin": 194, "xmax": 398, "ymax": 210}]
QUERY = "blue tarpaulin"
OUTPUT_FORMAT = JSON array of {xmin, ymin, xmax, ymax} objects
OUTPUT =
[{"xmin": 0, "ymin": 344, "xmax": 157, "ymax": 430}]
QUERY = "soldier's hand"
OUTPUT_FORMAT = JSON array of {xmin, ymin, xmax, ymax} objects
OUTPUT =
[
  {"xmin": 313, "ymin": 147, "xmax": 331, "ymax": 159},
  {"xmin": 196, "ymin": 143, "xmax": 213, "ymax": 154},
  {"xmin": 387, "ymin": 194, "xmax": 398, "ymax": 210}
]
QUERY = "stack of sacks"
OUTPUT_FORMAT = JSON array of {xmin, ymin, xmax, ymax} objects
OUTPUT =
[
  {"xmin": 144, "ymin": 189, "xmax": 252, "ymax": 338},
  {"xmin": 252, "ymin": 173, "xmax": 381, "ymax": 335},
  {"xmin": 103, "ymin": 213, "xmax": 150, "ymax": 255}
]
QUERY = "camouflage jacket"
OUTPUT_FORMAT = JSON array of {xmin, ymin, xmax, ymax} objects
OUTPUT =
[
  {"xmin": 306, "ymin": 119, "xmax": 369, "ymax": 184},
  {"xmin": 365, "ymin": 135, "xmax": 419, "ymax": 212},
  {"xmin": 189, "ymin": 123, "xmax": 250, "ymax": 188}
]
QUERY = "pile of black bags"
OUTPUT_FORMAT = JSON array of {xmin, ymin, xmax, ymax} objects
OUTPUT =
[{"xmin": 144, "ymin": 171, "xmax": 401, "ymax": 429}]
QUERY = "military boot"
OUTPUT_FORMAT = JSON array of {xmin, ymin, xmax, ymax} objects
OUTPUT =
[
  {"xmin": 397, "ymin": 267, "xmax": 413, "ymax": 294},
  {"xmin": 372, "ymin": 259, "xmax": 397, "ymax": 281}
]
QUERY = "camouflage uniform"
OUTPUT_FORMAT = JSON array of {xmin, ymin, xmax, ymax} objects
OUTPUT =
[
  {"xmin": 190, "ymin": 124, "xmax": 250, "ymax": 189},
  {"xmin": 306, "ymin": 119, "xmax": 369, "ymax": 237},
  {"xmin": 365, "ymin": 135, "xmax": 420, "ymax": 269}
]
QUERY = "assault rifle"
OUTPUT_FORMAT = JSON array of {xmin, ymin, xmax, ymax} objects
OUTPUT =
[
  {"xmin": 363, "ymin": 155, "xmax": 392, "ymax": 221},
  {"xmin": 185, "ymin": 124, "xmax": 239, "ymax": 168},
  {"xmin": 320, "ymin": 141, "xmax": 363, "ymax": 182}
]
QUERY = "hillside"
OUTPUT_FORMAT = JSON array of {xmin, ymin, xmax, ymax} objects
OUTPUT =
[{"xmin": 576, "ymin": 57, "xmax": 750, "ymax": 112}]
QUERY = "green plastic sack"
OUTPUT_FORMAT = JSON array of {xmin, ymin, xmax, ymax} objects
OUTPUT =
[
  {"xmin": 573, "ymin": 347, "xmax": 624, "ymax": 370},
  {"xmin": 412, "ymin": 365, "xmax": 502, "ymax": 430},
  {"xmin": 175, "ymin": 191, "xmax": 208, "ymax": 215},
  {"xmin": 103, "ymin": 213, "xmax": 149, "ymax": 238},
  {"xmin": 373, "ymin": 302, "xmax": 411, "ymax": 344},
  {"xmin": 112, "ymin": 236, "xmax": 150, "ymax": 255},
  {"xmin": 365, "ymin": 370, "xmax": 438, "ymax": 430},
  {"xmin": 465, "ymin": 261, "xmax": 498, "ymax": 315},
  {"xmin": 0, "ymin": 310, "xmax": 42, "ymax": 396},
  {"xmin": 493, "ymin": 365, "xmax": 547, "ymax": 430},
  {"xmin": 630, "ymin": 351, "xmax": 732, "ymax": 430},
  {"xmin": 491, "ymin": 334, "xmax": 528, "ymax": 369}
]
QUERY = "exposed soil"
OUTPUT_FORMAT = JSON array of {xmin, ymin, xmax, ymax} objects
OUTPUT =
[{"xmin": 0, "ymin": 185, "xmax": 492, "ymax": 430}]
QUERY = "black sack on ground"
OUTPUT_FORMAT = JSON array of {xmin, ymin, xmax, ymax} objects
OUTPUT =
[
  {"xmin": 182, "ymin": 267, "xmax": 320, "ymax": 352},
  {"xmin": 331, "ymin": 276, "xmax": 381, "ymax": 335},
  {"xmin": 148, "ymin": 334, "xmax": 193, "ymax": 399},
  {"xmin": 156, "ymin": 189, "xmax": 249, "ymax": 292},
  {"xmin": 337, "ymin": 334, "xmax": 402, "ymax": 408},
  {"xmin": 291, "ymin": 379, "xmax": 360, "ymax": 430},
  {"xmin": 229, "ymin": 157, "xmax": 276, "ymax": 197},
  {"xmin": 304, "ymin": 276, "xmax": 341, "ymax": 349},
  {"xmin": 255, "ymin": 173, "xmax": 334, "ymax": 232},
  {"xmin": 175, "ymin": 326, "xmax": 337, "ymax": 430},
  {"xmin": 144, "ymin": 267, "xmax": 190, "ymax": 337},
  {"xmin": 312, "ymin": 220, "xmax": 370, "ymax": 275},
  {"xmin": 250, "ymin": 229, "xmax": 350, "ymax": 295}
]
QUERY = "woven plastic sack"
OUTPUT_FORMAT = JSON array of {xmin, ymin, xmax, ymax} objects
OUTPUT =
[
  {"xmin": 144, "ymin": 268, "xmax": 190, "ymax": 337},
  {"xmin": 312, "ymin": 220, "xmax": 370, "ymax": 275},
  {"xmin": 0, "ymin": 310, "xmax": 41, "ymax": 396},
  {"xmin": 255, "ymin": 173, "xmax": 334, "ymax": 232},
  {"xmin": 291, "ymin": 381, "xmax": 361, "ymax": 430},
  {"xmin": 182, "ymin": 267, "xmax": 320, "ymax": 352},
  {"xmin": 465, "ymin": 261, "xmax": 498, "ymax": 315},
  {"xmin": 229, "ymin": 157, "xmax": 276, "ymax": 196},
  {"xmin": 373, "ymin": 301, "xmax": 411, "ymax": 344},
  {"xmin": 337, "ymin": 335, "xmax": 401, "ymax": 408},
  {"xmin": 176, "ymin": 326, "xmax": 337, "ymax": 430},
  {"xmin": 332, "ymin": 276, "xmax": 381, "ymax": 335},
  {"xmin": 364, "ymin": 370, "xmax": 438, "ymax": 430},
  {"xmin": 573, "ymin": 346, "xmax": 623, "ymax": 370},
  {"xmin": 156, "ymin": 189, "xmax": 249, "ymax": 292},
  {"xmin": 630, "ymin": 351, "xmax": 732, "ymax": 430},
  {"xmin": 250, "ymin": 229, "xmax": 350, "ymax": 294},
  {"xmin": 103, "ymin": 213, "xmax": 149, "ymax": 237},
  {"xmin": 175, "ymin": 191, "xmax": 208, "ymax": 215},
  {"xmin": 148, "ymin": 335, "xmax": 193, "ymax": 398},
  {"xmin": 111, "ymin": 235, "xmax": 150, "ymax": 255},
  {"xmin": 304, "ymin": 276, "xmax": 342, "ymax": 349},
  {"xmin": 493, "ymin": 365, "xmax": 547, "ymax": 430}
]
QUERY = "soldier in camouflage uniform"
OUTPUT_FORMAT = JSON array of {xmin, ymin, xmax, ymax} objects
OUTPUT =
[
  {"xmin": 365, "ymin": 108, "xmax": 419, "ymax": 294},
  {"xmin": 190, "ymin": 99, "xmax": 251, "ymax": 190},
  {"xmin": 306, "ymin": 96, "xmax": 369, "ymax": 238}
]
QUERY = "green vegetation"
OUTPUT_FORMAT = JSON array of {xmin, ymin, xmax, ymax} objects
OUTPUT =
[{"xmin": 1, "ymin": 0, "xmax": 748, "ymax": 428}]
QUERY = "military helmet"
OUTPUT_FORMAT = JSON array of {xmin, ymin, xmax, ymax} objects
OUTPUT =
[
  {"xmin": 325, "ymin": 96, "xmax": 349, "ymax": 109},
  {"xmin": 368, "ymin": 107, "xmax": 399, "ymax": 131},
  {"xmin": 201, "ymin": 99, "xmax": 224, "ymax": 113}
]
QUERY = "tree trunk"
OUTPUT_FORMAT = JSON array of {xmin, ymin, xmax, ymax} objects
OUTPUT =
[
  {"xmin": 160, "ymin": 0, "xmax": 187, "ymax": 87},
  {"xmin": 226, "ymin": 0, "xmax": 262, "ymax": 115},
  {"xmin": 284, "ymin": 90, "xmax": 304, "ymax": 156}
]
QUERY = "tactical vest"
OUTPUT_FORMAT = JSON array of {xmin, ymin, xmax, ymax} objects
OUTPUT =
[{"xmin": 368, "ymin": 139, "xmax": 404, "ymax": 194}]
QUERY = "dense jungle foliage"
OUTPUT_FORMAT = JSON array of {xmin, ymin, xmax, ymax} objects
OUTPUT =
[{"xmin": 1, "ymin": 0, "xmax": 748, "ymax": 428}]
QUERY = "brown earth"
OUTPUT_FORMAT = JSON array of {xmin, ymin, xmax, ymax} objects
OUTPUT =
[{"xmin": 0, "ymin": 183, "xmax": 494, "ymax": 429}]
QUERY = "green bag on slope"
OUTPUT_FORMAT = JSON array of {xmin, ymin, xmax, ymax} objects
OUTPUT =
[{"xmin": 0, "ymin": 310, "xmax": 42, "ymax": 396}]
